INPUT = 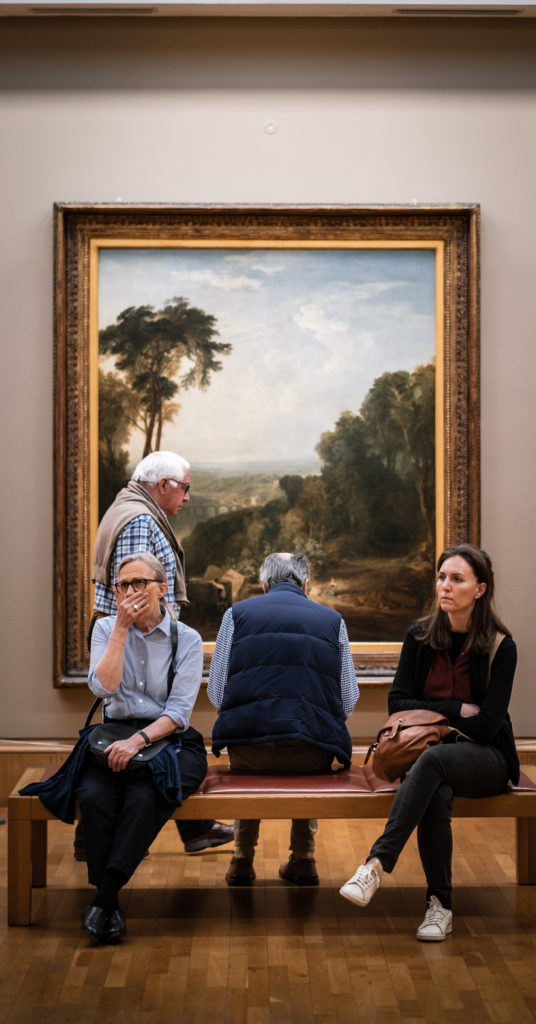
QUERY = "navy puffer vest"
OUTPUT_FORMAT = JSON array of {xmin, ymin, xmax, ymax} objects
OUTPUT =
[{"xmin": 212, "ymin": 582, "xmax": 352, "ymax": 767}]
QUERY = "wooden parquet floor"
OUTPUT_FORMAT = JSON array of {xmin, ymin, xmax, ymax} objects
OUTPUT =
[{"xmin": 1, "ymin": 812, "xmax": 536, "ymax": 1024}]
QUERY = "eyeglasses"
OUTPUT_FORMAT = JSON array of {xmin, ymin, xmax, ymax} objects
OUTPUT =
[
  {"xmin": 114, "ymin": 578, "xmax": 162, "ymax": 595},
  {"xmin": 167, "ymin": 478, "xmax": 190, "ymax": 494}
]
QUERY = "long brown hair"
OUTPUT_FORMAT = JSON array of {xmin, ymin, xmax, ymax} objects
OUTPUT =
[{"xmin": 416, "ymin": 543, "xmax": 511, "ymax": 654}]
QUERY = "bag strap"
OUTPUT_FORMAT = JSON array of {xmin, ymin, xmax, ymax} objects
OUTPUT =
[
  {"xmin": 168, "ymin": 617, "xmax": 178, "ymax": 696},
  {"xmin": 487, "ymin": 631, "xmax": 505, "ymax": 685},
  {"xmin": 84, "ymin": 696, "xmax": 102, "ymax": 729},
  {"xmin": 84, "ymin": 615, "xmax": 179, "ymax": 729}
]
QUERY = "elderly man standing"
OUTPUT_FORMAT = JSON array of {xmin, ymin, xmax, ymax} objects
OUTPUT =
[
  {"xmin": 208, "ymin": 551, "xmax": 358, "ymax": 886},
  {"xmin": 74, "ymin": 450, "xmax": 233, "ymax": 858},
  {"xmin": 92, "ymin": 449, "xmax": 190, "ymax": 620}
]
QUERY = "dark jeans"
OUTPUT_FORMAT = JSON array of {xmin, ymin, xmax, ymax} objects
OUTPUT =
[
  {"xmin": 76, "ymin": 735, "xmax": 208, "ymax": 887},
  {"xmin": 368, "ymin": 742, "xmax": 509, "ymax": 909},
  {"xmin": 228, "ymin": 740, "xmax": 334, "ymax": 858}
]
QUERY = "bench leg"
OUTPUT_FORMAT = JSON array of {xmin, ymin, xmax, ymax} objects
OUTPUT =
[
  {"xmin": 32, "ymin": 820, "xmax": 48, "ymax": 887},
  {"xmin": 8, "ymin": 817, "xmax": 33, "ymax": 926},
  {"xmin": 515, "ymin": 817, "xmax": 536, "ymax": 884}
]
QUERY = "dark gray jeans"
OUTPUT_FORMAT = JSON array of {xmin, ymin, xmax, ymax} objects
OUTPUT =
[{"xmin": 368, "ymin": 741, "xmax": 509, "ymax": 908}]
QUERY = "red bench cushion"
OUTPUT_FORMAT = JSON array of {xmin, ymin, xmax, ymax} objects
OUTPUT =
[
  {"xmin": 37, "ymin": 761, "xmax": 536, "ymax": 795},
  {"xmin": 199, "ymin": 764, "xmax": 400, "ymax": 795},
  {"xmin": 198, "ymin": 765, "xmax": 536, "ymax": 797}
]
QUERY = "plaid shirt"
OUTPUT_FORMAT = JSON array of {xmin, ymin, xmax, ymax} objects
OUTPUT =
[
  {"xmin": 208, "ymin": 606, "xmax": 359, "ymax": 717},
  {"xmin": 93, "ymin": 514, "xmax": 179, "ymax": 615}
]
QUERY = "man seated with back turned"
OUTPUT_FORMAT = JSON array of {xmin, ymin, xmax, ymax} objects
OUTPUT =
[{"xmin": 208, "ymin": 551, "xmax": 359, "ymax": 886}]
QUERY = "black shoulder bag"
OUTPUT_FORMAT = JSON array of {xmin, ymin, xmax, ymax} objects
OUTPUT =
[{"xmin": 87, "ymin": 618, "xmax": 180, "ymax": 770}]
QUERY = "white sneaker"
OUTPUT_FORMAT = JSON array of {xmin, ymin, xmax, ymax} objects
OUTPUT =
[
  {"xmin": 339, "ymin": 858, "xmax": 383, "ymax": 907},
  {"xmin": 416, "ymin": 896, "xmax": 453, "ymax": 941}
]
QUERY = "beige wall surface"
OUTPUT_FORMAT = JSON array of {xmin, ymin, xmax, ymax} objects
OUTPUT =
[{"xmin": 0, "ymin": 16, "xmax": 535, "ymax": 740}]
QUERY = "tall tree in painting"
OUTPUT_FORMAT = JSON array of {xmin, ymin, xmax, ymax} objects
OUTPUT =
[
  {"xmin": 100, "ymin": 297, "xmax": 232, "ymax": 457},
  {"xmin": 360, "ymin": 361, "xmax": 435, "ymax": 553},
  {"xmin": 315, "ymin": 361, "xmax": 435, "ymax": 556},
  {"xmin": 98, "ymin": 370, "xmax": 136, "ymax": 515}
]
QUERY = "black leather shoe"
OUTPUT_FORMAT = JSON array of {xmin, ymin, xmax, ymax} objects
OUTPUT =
[
  {"xmin": 81, "ymin": 905, "xmax": 108, "ymax": 942},
  {"xmin": 105, "ymin": 908, "xmax": 127, "ymax": 941},
  {"xmin": 183, "ymin": 822, "xmax": 234, "ymax": 853}
]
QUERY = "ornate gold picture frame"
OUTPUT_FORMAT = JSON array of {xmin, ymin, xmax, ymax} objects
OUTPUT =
[{"xmin": 54, "ymin": 204, "xmax": 479, "ymax": 686}]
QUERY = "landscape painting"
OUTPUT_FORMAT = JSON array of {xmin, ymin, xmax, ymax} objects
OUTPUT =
[
  {"xmin": 54, "ymin": 205, "xmax": 479, "ymax": 685},
  {"xmin": 97, "ymin": 244, "xmax": 437, "ymax": 642}
]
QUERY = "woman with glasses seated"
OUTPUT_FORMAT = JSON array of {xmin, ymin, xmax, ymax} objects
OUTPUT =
[{"xmin": 76, "ymin": 551, "xmax": 207, "ymax": 944}]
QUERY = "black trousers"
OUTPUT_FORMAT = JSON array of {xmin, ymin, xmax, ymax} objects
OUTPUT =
[{"xmin": 76, "ymin": 734, "xmax": 207, "ymax": 888}]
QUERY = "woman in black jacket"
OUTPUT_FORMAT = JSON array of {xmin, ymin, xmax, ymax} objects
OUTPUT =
[{"xmin": 340, "ymin": 544, "xmax": 518, "ymax": 941}]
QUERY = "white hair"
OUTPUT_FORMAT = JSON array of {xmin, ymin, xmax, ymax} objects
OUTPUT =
[{"xmin": 131, "ymin": 450, "xmax": 190, "ymax": 485}]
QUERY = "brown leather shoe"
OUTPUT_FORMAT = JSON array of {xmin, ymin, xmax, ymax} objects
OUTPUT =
[
  {"xmin": 225, "ymin": 856, "xmax": 256, "ymax": 886},
  {"xmin": 279, "ymin": 856, "xmax": 319, "ymax": 886}
]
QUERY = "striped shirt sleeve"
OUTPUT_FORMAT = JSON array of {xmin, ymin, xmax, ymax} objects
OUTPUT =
[
  {"xmin": 207, "ymin": 607, "xmax": 359, "ymax": 718},
  {"xmin": 339, "ymin": 618, "xmax": 359, "ymax": 717},
  {"xmin": 207, "ymin": 607, "xmax": 235, "ymax": 710}
]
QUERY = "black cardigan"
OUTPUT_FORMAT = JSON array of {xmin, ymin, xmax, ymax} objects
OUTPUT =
[{"xmin": 388, "ymin": 624, "xmax": 520, "ymax": 785}]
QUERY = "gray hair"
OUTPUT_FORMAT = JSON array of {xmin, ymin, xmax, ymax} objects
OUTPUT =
[
  {"xmin": 259, "ymin": 552, "xmax": 310, "ymax": 590},
  {"xmin": 132, "ymin": 450, "xmax": 190, "ymax": 485},
  {"xmin": 117, "ymin": 551, "xmax": 167, "ymax": 584}
]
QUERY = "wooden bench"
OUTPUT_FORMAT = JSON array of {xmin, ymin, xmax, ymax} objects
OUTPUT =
[{"xmin": 8, "ymin": 764, "xmax": 536, "ymax": 926}]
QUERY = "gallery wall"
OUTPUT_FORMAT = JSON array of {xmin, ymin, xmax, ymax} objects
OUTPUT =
[{"xmin": 0, "ymin": 15, "xmax": 535, "ymax": 740}]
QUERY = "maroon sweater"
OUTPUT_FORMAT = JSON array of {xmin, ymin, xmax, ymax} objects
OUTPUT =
[{"xmin": 424, "ymin": 632, "xmax": 472, "ymax": 702}]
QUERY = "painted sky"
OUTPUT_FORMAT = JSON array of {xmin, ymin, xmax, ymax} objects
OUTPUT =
[{"xmin": 98, "ymin": 246, "xmax": 436, "ymax": 469}]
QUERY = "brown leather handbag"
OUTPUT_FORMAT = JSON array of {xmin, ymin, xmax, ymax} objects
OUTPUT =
[
  {"xmin": 365, "ymin": 633, "xmax": 505, "ymax": 783},
  {"xmin": 365, "ymin": 710, "xmax": 450, "ymax": 783}
]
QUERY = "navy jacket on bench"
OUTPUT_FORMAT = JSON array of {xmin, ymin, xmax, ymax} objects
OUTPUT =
[{"xmin": 212, "ymin": 581, "xmax": 352, "ymax": 768}]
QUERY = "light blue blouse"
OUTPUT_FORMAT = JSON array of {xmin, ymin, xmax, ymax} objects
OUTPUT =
[{"xmin": 88, "ymin": 610, "xmax": 203, "ymax": 730}]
